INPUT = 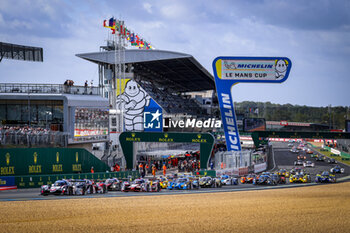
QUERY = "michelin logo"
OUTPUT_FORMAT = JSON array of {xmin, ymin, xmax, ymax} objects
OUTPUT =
[{"xmin": 144, "ymin": 109, "xmax": 162, "ymax": 132}]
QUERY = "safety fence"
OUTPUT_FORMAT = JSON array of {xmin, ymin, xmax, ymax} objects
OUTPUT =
[{"xmin": 2, "ymin": 171, "xmax": 140, "ymax": 189}]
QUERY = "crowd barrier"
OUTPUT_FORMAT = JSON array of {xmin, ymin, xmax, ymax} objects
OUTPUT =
[{"xmin": 10, "ymin": 171, "xmax": 139, "ymax": 189}]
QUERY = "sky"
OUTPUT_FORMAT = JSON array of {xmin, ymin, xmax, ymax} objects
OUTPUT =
[{"xmin": 0, "ymin": 0, "xmax": 349, "ymax": 107}]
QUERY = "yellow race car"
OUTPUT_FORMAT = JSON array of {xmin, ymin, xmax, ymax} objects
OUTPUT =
[
  {"xmin": 159, "ymin": 177, "xmax": 169, "ymax": 189},
  {"xmin": 289, "ymin": 173, "xmax": 310, "ymax": 183},
  {"xmin": 276, "ymin": 169, "xmax": 290, "ymax": 178}
]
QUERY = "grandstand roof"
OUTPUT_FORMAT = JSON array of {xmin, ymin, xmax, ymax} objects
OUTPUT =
[
  {"xmin": 0, "ymin": 42, "xmax": 43, "ymax": 62},
  {"xmin": 76, "ymin": 49, "xmax": 215, "ymax": 92}
]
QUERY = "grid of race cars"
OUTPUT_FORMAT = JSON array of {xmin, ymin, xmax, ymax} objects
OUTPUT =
[{"xmin": 40, "ymin": 141, "xmax": 347, "ymax": 196}]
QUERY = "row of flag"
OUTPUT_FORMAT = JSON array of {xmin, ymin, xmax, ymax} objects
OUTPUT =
[{"xmin": 103, "ymin": 17, "xmax": 153, "ymax": 50}]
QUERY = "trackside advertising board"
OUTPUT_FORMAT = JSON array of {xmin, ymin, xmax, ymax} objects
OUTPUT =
[{"xmin": 212, "ymin": 57, "xmax": 292, "ymax": 151}]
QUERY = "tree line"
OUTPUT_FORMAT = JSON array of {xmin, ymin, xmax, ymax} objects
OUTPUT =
[{"xmin": 233, "ymin": 101, "xmax": 349, "ymax": 130}]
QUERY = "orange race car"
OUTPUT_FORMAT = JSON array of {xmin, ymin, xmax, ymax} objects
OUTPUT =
[{"xmin": 241, "ymin": 174, "xmax": 257, "ymax": 184}]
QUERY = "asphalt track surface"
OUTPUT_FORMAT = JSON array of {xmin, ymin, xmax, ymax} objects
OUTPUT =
[{"xmin": 1, "ymin": 142, "xmax": 349, "ymax": 202}]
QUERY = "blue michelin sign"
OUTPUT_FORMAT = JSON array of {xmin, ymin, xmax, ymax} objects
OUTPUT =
[
  {"xmin": 212, "ymin": 57, "xmax": 292, "ymax": 151},
  {"xmin": 144, "ymin": 99, "xmax": 163, "ymax": 132}
]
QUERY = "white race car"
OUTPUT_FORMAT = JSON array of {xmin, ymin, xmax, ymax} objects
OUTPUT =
[{"xmin": 303, "ymin": 161, "xmax": 315, "ymax": 168}]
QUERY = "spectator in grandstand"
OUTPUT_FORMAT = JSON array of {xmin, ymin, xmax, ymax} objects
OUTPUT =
[{"xmin": 84, "ymin": 80, "xmax": 88, "ymax": 94}]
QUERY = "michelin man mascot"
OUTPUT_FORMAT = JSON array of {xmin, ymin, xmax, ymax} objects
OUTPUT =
[
  {"xmin": 116, "ymin": 80, "xmax": 150, "ymax": 131},
  {"xmin": 275, "ymin": 59, "xmax": 288, "ymax": 79}
]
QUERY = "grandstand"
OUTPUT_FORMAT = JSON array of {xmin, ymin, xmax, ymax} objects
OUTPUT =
[
  {"xmin": 76, "ymin": 49, "xmax": 217, "ymax": 119},
  {"xmin": 0, "ymin": 83, "xmax": 109, "ymax": 148}
]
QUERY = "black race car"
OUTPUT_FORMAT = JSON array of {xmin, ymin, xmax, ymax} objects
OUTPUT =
[
  {"xmin": 105, "ymin": 178, "xmax": 122, "ymax": 191},
  {"xmin": 253, "ymin": 174, "xmax": 277, "ymax": 185},
  {"xmin": 316, "ymin": 155, "xmax": 326, "ymax": 161},
  {"xmin": 327, "ymin": 158, "xmax": 337, "ymax": 164},
  {"xmin": 41, "ymin": 180, "xmax": 72, "ymax": 196}
]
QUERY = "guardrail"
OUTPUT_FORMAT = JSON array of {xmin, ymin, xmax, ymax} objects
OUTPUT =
[{"xmin": 12, "ymin": 171, "xmax": 140, "ymax": 189}]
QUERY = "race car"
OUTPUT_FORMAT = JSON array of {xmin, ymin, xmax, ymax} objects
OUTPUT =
[
  {"xmin": 330, "ymin": 165, "xmax": 344, "ymax": 174},
  {"xmin": 41, "ymin": 179, "xmax": 72, "ymax": 196},
  {"xmin": 94, "ymin": 180, "xmax": 108, "ymax": 194},
  {"xmin": 169, "ymin": 178, "xmax": 193, "ymax": 190},
  {"xmin": 327, "ymin": 158, "xmax": 337, "ymax": 164},
  {"xmin": 271, "ymin": 174, "xmax": 286, "ymax": 184},
  {"xmin": 159, "ymin": 177, "xmax": 169, "ymax": 189},
  {"xmin": 199, "ymin": 177, "xmax": 221, "ymax": 188},
  {"xmin": 290, "ymin": 167, "xmax": 305, "ymax": 175},
  {"xmin": 70, "ymin": 179, "xmax": 90, "ymax": 195},
  {"xmin": 253, "ymin": 174, "xmax": 277, "ymax": 185},
  {"xmin": 148, "ymin": 180, "xmax": 161, "ymax": 192},
  {"xmin": 121, "ymin": 179, "xmax": 147, "ymax": 192},
  {"xmin": 303, "ymin": 161, "xmax": 315, "ymax": 168},
  {"xmin": 287, "ymin": 143, "xmax": 294, "ymax": 147},
  {"xmin": 316, "ymin": 155, "xmax": 326, "ymax": 161},
  {"xmin": 105, "ymin": 178, "xmax": 122, "ymax": 191},
  {"xmin": 310, "ymin": 153, "xmax": 318, "ymax": 158},
  {"xmin": 297, "ymin": 154, "xmax": 307, "ymax": 160},
  {"xmin": 315, "ymin": 171, "xmax": 336, "ymax": 183},
  {"xmin": 220, "ymin": 175, "xmax": 238, "ymax": 185},
  {"xmin": 290, "ymin": 148, "xmax": 299, "ymax": 153},
  {"xmin": 294, "ymin": 160, "xmax": 304, "ymax": 166},
  {"xmin": 306, "ymin": 149, "xmax": 313, "ymax": 154},
  {"xmin": 289, "ymin": 174, "xmax": 310, "ymax": 183},
  {"xmin": 241, "ymin": 174, "xmax": 257, "ymax": 184},
  {"xmin": 276, "ymin": 169, "xmax": 290, "ymax": 178}
]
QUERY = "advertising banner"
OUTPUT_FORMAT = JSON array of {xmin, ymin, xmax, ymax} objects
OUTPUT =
[
  {"xmin": 212, "ymin": 57, "xmax": 292, "ymax": 151},
  {"xmin": 116, "ymin": 79, "xmax": 162, "ymax": 132},
  {"xmin": 0, "ymin": 176, "xmax": 15, "ymax": 187},
  {"xmin": 254, "ymin": 162, "xmax": 267, "ymax": 173}
]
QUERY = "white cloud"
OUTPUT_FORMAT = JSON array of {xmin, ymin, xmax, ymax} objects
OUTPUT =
[
  {"xmin": 143, "ymin": 2, "xmax": 153, "ymax": 14},
  {"xmin": 0, "ymin": 13, "xmax": 4, "ymax": 26},
  {"xmin": 160, "ymin": 4, "xmax": 188, "ymax": 19}
]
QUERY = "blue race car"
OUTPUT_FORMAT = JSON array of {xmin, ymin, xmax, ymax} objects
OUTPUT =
[
  {"xmin": 315, "ymin": 171, "xmax": 336, "ymax": 183},
  {"xmin": 168, "ymin": 178, "xmax": 192, "ymax": 190},
  {"xmin": 330, "ymin": 165, "xmax": 344, "ymax": 174}
]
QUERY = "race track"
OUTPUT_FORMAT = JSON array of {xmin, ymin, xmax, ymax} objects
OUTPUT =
[{"xmin": 1, "ymin": 142, "xmax": 349, "ymax": 202}]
